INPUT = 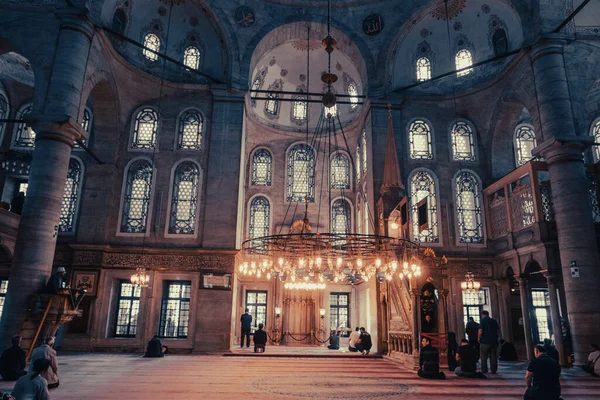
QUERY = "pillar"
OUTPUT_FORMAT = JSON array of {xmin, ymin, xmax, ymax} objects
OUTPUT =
[
  {"xmin": 518, "ymin": 278, "xmax": 534, "ymax": 360},
  {"xmin": 545, "ymin": 271, "xmax": 566, "ymax": 366},
  {"xmin": 532, "ymin": 37, "xmax": 600, "ymax": 364},
  {"xmin": 411, "ymin": 288, "xmax": 420, "ymax": 352},
  {"xmin": 0, "ymin": 6, "xmax": 92, "ymax": 345}
]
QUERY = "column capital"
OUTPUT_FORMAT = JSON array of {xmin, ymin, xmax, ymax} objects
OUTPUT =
[
  {"xmin": 531, "ymin": 35, "xmax": 568, "ymax": 60},
  {"xmin": 210, "ymin": 85, "xmax": 246, "ymax": 103},
  {"xmin": 532, "ymin": 136, "xmax": 594, "ymax": 164},
  {"xmin": 25, "ymin": 114, "xmax": 87, "ymax": 147},
  {"xmin": 54, "ymin": 4, "xmax": 94, "ymax": 41},
  {"xmin": 544, "ymin": 270, "xmax": 561, "ymax": 285}
]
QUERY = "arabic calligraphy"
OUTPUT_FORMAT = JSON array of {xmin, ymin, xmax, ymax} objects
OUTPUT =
[
  {"xmin": 234, "ymin": 6, "xmax": 256, "ymax": 28},
  {"xmin": 363, "ymin": 14, "xmax": 384, "ymax": 36}
]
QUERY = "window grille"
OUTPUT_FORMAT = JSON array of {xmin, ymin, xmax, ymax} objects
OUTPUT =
[
  {"xmin": 347, "ymin": 83, "xmax": 359, "ymax": 110},
  {"xmin": 355, "ymin": 147, "xmax": 361, "ymax": 183},
  {"xmin": 462, "ymin": 289, "xmax": 487, "ymax": 325},
  {"xmin": 331, "ymin": 153, "xmax": 350, "ymax": 190},
  {"xmin": 168, "ymin": 162, "xmax": 200, "ymax": 235},
  {"xmin": 114, "ymin": 281, "xmax": 141, "ymax": 337},
  {"xmin": 0, "ymin": 92, "xmax": 8, "ymax": 139},
  {"xmin": 159, "ymin": 281, "xmax": 192, "ymax": 338},
  {"xmin": 287, "ymin": 144, "xmax": 315, "ymax": 202},
  {"xmin": 592, "ymin": 120, "xmax": 600, "ymax": 161},
  {"xmin": 410, "ymin": 170, "xmax": 439, "ymax": 243},
  {"xmin": 265, "ymin": 93, "xmax": 278, "ymax": 116},
  {"xmin": 251, "ymin": 149, "xmax": 272, "ymax": 186},
  {"xmin": 75, "ymin": 107, "xmax": 92, "ymax": 148},
  {"xmin": 132, "ymin": 108, "xmax": 158, "ymax": 149},
  {"xmin": 586, "ymin": 172, "xmax": 600, "ymax": 223},
  {"xmin": 248, "ymin": 196, "xmax": 270, "ymax": 239},
  {"xmin": 143, "ymin": 33, "xmax": 160, "ymax": 61},
  {"xmin": 331, "ymin": 198, "xmax": 351, "ymax": 234},
  {"xmin": 492, "ymin": 29, "xmax": 508, "ymax": 56},
  {"xmin": 0, "ymin": 278, "xmax": 8, "ymax": 320},
  {"xmin": 408, "ymin": 120, "xmax": 433, "ymax": 160},
  {"xmin": 293, "ymin": 96, "xmax": 307, "ymax": 122},
  {"xmin": 455, "ymin": 171, "xmax": 484, "ymax": 244},
  {"xmin": 59, "ymin": 158, "xmax": 83, "ymax": 233},
  {"xmin": 324, "ymin": 104, "xmax": 337, "ymax": 118},
  {"xmin": 13, "ymin": 104, "xmax": 35, "ymax": 148},
  {"xmin": 177, "ymin": 109, "xmax": 202, "ymax": 150},
  {"xmin": 531, "ymin": 290, "xmax": 551, "ymax": 343},
  {"xmin": 455, "ymin": 49, "xmax": 473, "ymax": 77},
  {"xmin": 120, "ymin": 160, "xmax": 154, "ymax": 233},
  {"xmin": 362, "ymin": 131, "xmax": 368, "ymax": 173},
  {"xmin": 451, "ymin": 121, "xmax": 476, "ymax": 161},
  {"xmin": 514, "ymin": 125, "xmax": 537, "ymax": 167},
  {"xmin": 183, "ymin": 46, "xmax": 201, "ymax": 70},
  {"xmin": 416, "ymin": 57, "xmax": 431, "ymax": 81},
  {"xmin": 245, "ymin": 290, "xmax": 267, "ymax": 329},
  {"xmin": 330, "ymin": 293, "xmax": 349, "ymax": 334}
]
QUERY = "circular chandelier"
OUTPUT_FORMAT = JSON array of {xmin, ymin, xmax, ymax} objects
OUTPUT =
[
  {"xmin": 130, "ymin": 267, "xmax": 150, "ymax": 287},
  {"xmin": 461, "ymin": 272, "xmax": 481, "ymax": 293}
]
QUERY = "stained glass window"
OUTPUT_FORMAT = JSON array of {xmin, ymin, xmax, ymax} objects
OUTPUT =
[
  {"xmin": 143, "ymin": 33, "xmax": 160, "ymax": 61},
  {"xmin": 324, "ymin": 104, "xmax": 337, "ymax": 118},
  {"xmin": 168, "ymin": 162, "xmax": 200, "ymax": 235},
  {"xmin": 59, "ymin": 158, "xmax": 83, "ymax": 233},
  {"xmin": 455, "ymin": 49, "xmax": 473, "ymax": 77},
  {"xmin": 0, "ymin": 91, "xmax": 8, "ymax": 140},
  {"xmin": 455, "ymin": 171, "xmax": 484, "ymax": 244},
  {"xmin": 251, "ymin": 149, "xmax": 272, "ymax": 186},
  {"xmin": 347, "ymin": 83, "xmax": 359, "ymax": 110},
  {"xmin": 293, "ymin": 96, "xmax": 307, "ymax": 122},
  {"xmin": 409, "ymin": 120, "xmax": 433, "ymax": 160},
  {"xmin": 287, "ymin": 144, "xmax": 315, "ymax": 202},
  {"xmin": 355, "ymin": 147, "xmax": 361, "ymax": 183},
  {"xmin": 586, "ymin": 172, "xmax": 600, "ymax": 223},
  {"xmin": 331, "ymin": 198, "xmax": 351, "ymax": 234},
  {"xmin": 159, "ymin": 281, "xmax": 191, "ymax": 338},
  {"xmin": 114, "ymin": 281, "xmax": 141, "ymax": 337},
  {"xmin": 451, "ymin": 121, "xmax": 476, "ymax": 161},
  {"xmin": 13, "ymin": 103, "xmax": 35, "ymax": 148},
  {"xmin": 120, "ymin": 159, "xmax": 154, "ymax": 233},
  {"xmin": 514, "ymin": 125, "xmax": 537, "ymax": 167},
  {"xmin": 410, "ymin": 170, "xmax": 439, "ymax": 243},
  {"xmin": 246, "ymin": 291, "xmax": 267, "ymax": 329},
  {"xmin": 492, "ymin": 29, "xmax": 508, "ymax": 57},
  {"xmin": 331, "ymin": 153, "xmax": 350, "ymax": 189},
  {"xmin": 0, "ymin": 278, "xmax": 8, "ymax": 320},
  {"xmin": 183, "ymin": 46, "xmax": 201, "ymax": 70},
  {"xmin": 592, "ymin": 120, "xmax": 600, "ymax": 161},
  {"xmin": 416, "ymin": 57, "xmax": 431, "ymax": 81},
  {"xmin": 265, "ymin": 93, "xmax": 278, "ymax": 116},
  {"xmin": 75, "ymin": 107, "xmax": 92, "ymax": 148},
  {"xmin": 131, "ymin": 108, "xmax": 158, "ymax": 149},
  {"xmin": 177, "ymin": 109, "xmax": 202, "ymax": 150},
  {"xmin": 248, "ymin": 196, "xmax": 270, "ymax": 239},
  {"xmin": 362, "ymin": 131, "xmax": 368, "ymax": 173}
]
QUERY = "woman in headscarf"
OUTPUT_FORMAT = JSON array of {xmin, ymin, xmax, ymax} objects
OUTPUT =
[{"xmin": 11, "ymin": 358, "xmax": 51, "ymax": 400}]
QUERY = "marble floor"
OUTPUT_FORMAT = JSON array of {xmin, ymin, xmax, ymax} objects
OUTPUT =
[{"xmin": 1, "ymin": 352, "xmax": 598, "ymax": 399}]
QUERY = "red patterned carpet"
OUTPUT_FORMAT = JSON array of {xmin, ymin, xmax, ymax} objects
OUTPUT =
[{"xmin": 1, "ymin": 353, "xmax": 598, "ymax": 399}]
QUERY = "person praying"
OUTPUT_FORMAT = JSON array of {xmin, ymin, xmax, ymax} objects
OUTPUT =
[
  {"xmin": 455, "ymin": 339, "xmax": 486, "ymax": 378},
  {"xmin": 0, "ymin": 335, "xmax": 26, "ymax": 381},
  {"xmin": 28, "ymin": 337, "xmax": 59, "ymax": 389},
  {"xmin": 356, "ymin": 327, "xmax": 372, "ymax": 355},
  {"xmin": 144, "ymin": 335, "xmax": 167, "ymax": 357},
  {"xmin": 253, "ymin": 323, "xmax": 267, "ymax": 353},
  {"xmin": 348, "ymin": 327, "xmax": 360, "ymax": 352},
  {"xmin": 10, "ymin": 358, "xmax": 51, "ymax": 400},
  {"xmin": 240, "ymin": 308, "xmax": 252, "ymax": 348},
  {"xmin": 499, "ymin": 339, "xmax": 519, "ymax": 361},
  {"xmin": 417, "ymin": 336, "xmax": 445, "ymax": 379},
  {"xmin": 327, "ymin": 331, "xmax": 340, "ymax": 350},
  {"xmin": 524, "ymin": 344, "xmax": 561, "ymax": 400}
]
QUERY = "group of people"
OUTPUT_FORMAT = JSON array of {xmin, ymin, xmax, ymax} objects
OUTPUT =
[
  {"xmin": 239, "ymin": 309, "xmax": 267, "ymax": 353},
  {"xmin": 325, "ymin": 327, "xmax": 372, "ymax": 355},
  {"xmin": 0, "ymin": 336, "xmax": 60, "ymax": 400}
]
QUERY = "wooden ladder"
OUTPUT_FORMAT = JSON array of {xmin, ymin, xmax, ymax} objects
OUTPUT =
[{"xmin": 18, "ymin": 294, "xmax": 54, "ymax": 361}]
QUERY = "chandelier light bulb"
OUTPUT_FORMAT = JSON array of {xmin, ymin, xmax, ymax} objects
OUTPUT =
[
  {"xmin": 399, "ymin": 272, "xmax": 404, "ymax": 279},
  {"xmin": 267, "ymin": 273, "xmax": 271, "ymax": 280},
  {"xmin": 337, "ymin": 257, "xmax": 343, "ymax": 266},
  {"xmin": 391, "ymin": 222, "xmax": 399, "ymax": 229},
  {"xmin": 376, "ymin": 259, "xmax": 382, "ymax": 267},
  {"xmin": 299, "ymin": 259, "xmax": 305, "ymax": 267},
  {"xmin": 278, "ymin": 258, "xmax": 284, "ymax": 266},
  {"xmin": 291, "ymin": 275, "xmax": 296, "ymax": 282},
  {"xmin": 407, "ymin": 273, "xmax": 412, "ymax": 279},
  {"xmin": 316, "ymin": 257, "xmax": 322, "ymax": 266},
  {"xmin": 391, "ymin": 261, "xmax": 398, "ymax": 270},
  {"xmin": 403, "ymin": 261, "xmax": 409, "ymax": 270},
  {"xmin": 357, "ymin": 259, "xmax": 363, "ymax": 267}
]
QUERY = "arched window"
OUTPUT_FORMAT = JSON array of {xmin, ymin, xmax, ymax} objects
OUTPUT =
[
  {"xmin": 514, "ymin": 125, "xmax": 537, "ymax": 167},
  {"xmin": 454, "ymin": 171, "xmax": 484, "ymax": 244},
  {"xmin": 292, "ymin": 96, "xmax": 307, "ymax": 122},
  {"xmin": 492, "ymin": 29, "xmax": 508, "ymax": 57},
  {"xmin": 251, "ymin": 149, "xmax": 272, "ymax": 186},
  {"xmin": 265, "ymin": 93, "xmax": 278, "ymax": 116},
  {"xmin": 347, "ymin": 82, "xmax": 359, "ymax": 110},
  {"xmin": 111, "ymin": 9, "xmax": 128, "ymax": 35},
  {"xmin": 455, "ymin": 49, "xmax": 473, "ymax": 77},
  {"xmin": 143, "ymin": 33, "xmax": 161, "ymax": 61},
  {"xmin": 75, "ymin": 107, "xmax": 93, "ymax": 148},
  {"xmin": 131, "ymin": 108, "xmax": 158, "ymax": 149},
  {"xmin": 177, "ymin": 109, "xmax": 202, "ymax": 150},
  {"xmin": 0, "ymin": 90, "xmax": 8, "ymax": 141},
  {"xmin": 416, "ymin": 57, "xmax": 431, "ymax": 81},
  {"xmin": 408, "ymin": 119, "xmax": 433, "ymax": 160},
  {"xmin": 362, "ymin": 131, "xmax": 368, "ymax": 173},
  {"xmin": 120, "ymin": 159, "xmax": 154, "ymax": 233},
  {"xmin": 168, "ymin": 162, "xmax": 200, "ymax": 235},
  {"xmin": 287, "ymin": 144, "xmax": 315, "ymax": 202},
  {"xmin": 409, "ymin": 170, "xmax": 439, "ymax": 243},
  {"xmin": 331, "ymin": 198, "xmax": 351, "ymax": 235},
  {"xmin": 12, "ymin": 103, "xmax": 35, "ymax": 149},
  {"xmin": 331, "ymin": 153, "xmax": 350, "ymax": 189},
  {"xmin": 183, "ymin": 46, "xmax": 201, "ymax": 70},
  {"xmin": 324, "ymin": 104, "xmax": 337, "ymax": 118},
  {"xmin": 59, "ymin": 157, "xmax": 84, "ymax": 233},
  {"xmin": 355, "ymin": 147, "xmax": 361, "ymax": 183},
  {"xmin": 248, "ymin": 196, "xmax": 270, "ymax": 239},
  {"xmin": 591, "ymin": 119, "xmax": 600, "ymax": 161},
  {"xmin": 450, "ymin": 121, "xmax": 476, "ymax": 161}
]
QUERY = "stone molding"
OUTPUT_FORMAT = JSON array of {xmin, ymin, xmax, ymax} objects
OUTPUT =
[{"xmin": 446, "ymin": 263, "xmax": 492, "ymax": 277}]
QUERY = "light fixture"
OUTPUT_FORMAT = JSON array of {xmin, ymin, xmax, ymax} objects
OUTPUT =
[
  {"xmin": 274, "ymin": 306, "xmax": 282, "ymax": 317},
  {"xmin": 319, "ymin": 307, "xmax": 326, "ymax": 318},
  {"xmin": 284, "ymin": 282, "xmax": 327, "ymax": 291},
  {"xmin": 461, "ymin": 272, "xmax": 481, "ymax": 293},
  {"xmin": 130, "ymin": 267, "xmax": 150, "ymax": 287}
]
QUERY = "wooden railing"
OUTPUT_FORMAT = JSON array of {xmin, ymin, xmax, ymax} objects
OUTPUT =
[{"xmin": 389, "ymin": 333, "xmax": 414, "ymax": 355}]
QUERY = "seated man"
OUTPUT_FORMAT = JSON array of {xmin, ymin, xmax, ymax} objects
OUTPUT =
[
  {"xmin": 417, "ymin": 337, "xmax": 446, "ymax": 379},
  {"xmin": 11, "ymin": 358, "xmax": 51, "ymax": 400},
  {"xmin": 44, "ymin": 267, "xmax": 69, "ymax": 293},
  {"xmin": 144, "ymin": 335, "xmax": 167, "ymax": 358},
  {"xmin": 327, "ymin": 331, "xmax": 340, "ymax": 350},
  {"xmin": 455, "ymin": 339, "xmax": 486, "ymax": 378},
  {"xmin": 524, "ymin": 344, "xmax": 561, "ymax": 400},
  {"xmin": 582, "ymin": 344, "xmax": 600, "ymax": 377},
  {"xmin": 348, "ymin": 327, "xmax": 360, "ymax": 352},
  {"xmin": 28, "ymin": 336, "xmax": 59, "ymax": 389},
  {"xmin": 253, "ymin": 323, "xmax": 267, "ymax": 353},
  {"xmin": 543, "ymin": 339, "xmax": 560, "ymax": 363},
  {"xmin": 499, "ymin": 339, "xmax": 519, "ymax": 361},
  {"xmin": 0, "ymin": 335, "xmax": 26, "ymax": 381},
  {"xmin": 358, "ymin": 327, "xmax": 372, "ymax": 355}
]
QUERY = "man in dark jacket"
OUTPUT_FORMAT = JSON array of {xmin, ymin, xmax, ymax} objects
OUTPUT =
[
  {"xmin": 478, "ymin": 310, "xmax": 500, "ymax": 374},
  {"xmin": 0, "ymin": 335, "xmax": 26, "ymax": 380},
  {"xmin": 465, "ymin": 317, "xmax": 480, "ymax": 345},
  {"xmin": 327, "ymin": 331, "xmax": 340, "ymax": 350},
  {"xmin": 144, "ymin": 335, "xmax": 166, "ymax": 357},
  {"xmin": 524, "ymin": 344, "xmax": 561, "ymax": 400},
  {"xmin": 253, "ymin": 323, "xmax": 267, "ymax": 353},
  {"xmin": 240, "ymin": 308, "xmax": 252, "ymax": 348},
  {"xmin": 356, "ymin": 327, "xmax": 372, "ymax": 355},
  {"xmin": 418, "ymin": 336, "xmax": 446, "ymax": 379},
  {"xmin": 543, "ymin": 339, "xmax": 560, "ymax": 363}
]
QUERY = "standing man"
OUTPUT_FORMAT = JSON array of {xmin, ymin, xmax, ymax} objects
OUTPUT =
[
  {"xmin": 524, "ymin": 344, "xmax": 561, "ymax": 400},
  {"xmin": 478, "ymin": 310, "xmax": 500, "ymax": 374},
  {"xmin": 240, "ymin": 308, "xmax": 252, "ymax": 348},
  {"xmin": 465, "ymin": 317, "xmax": 480, "ymax": 345}
]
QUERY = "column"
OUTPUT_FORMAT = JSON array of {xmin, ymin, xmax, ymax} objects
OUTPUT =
[
  {"xmin": 545, "ymin": 271, "xmax": 567, "ymax": 366},
  {"xmin": 532, "ymin": 37, "xmax": 600, "ymax": 364},
  {"xmin": 411, "ymin": 288, "xmax": 420, "ymax": 352},
  {"xmin": 0, "ymin": 7, "xmax": 92, "ymax": 344},
  {"xmin": 518, "ymin": 278, "xmax": 534, "ymax": 360}
]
